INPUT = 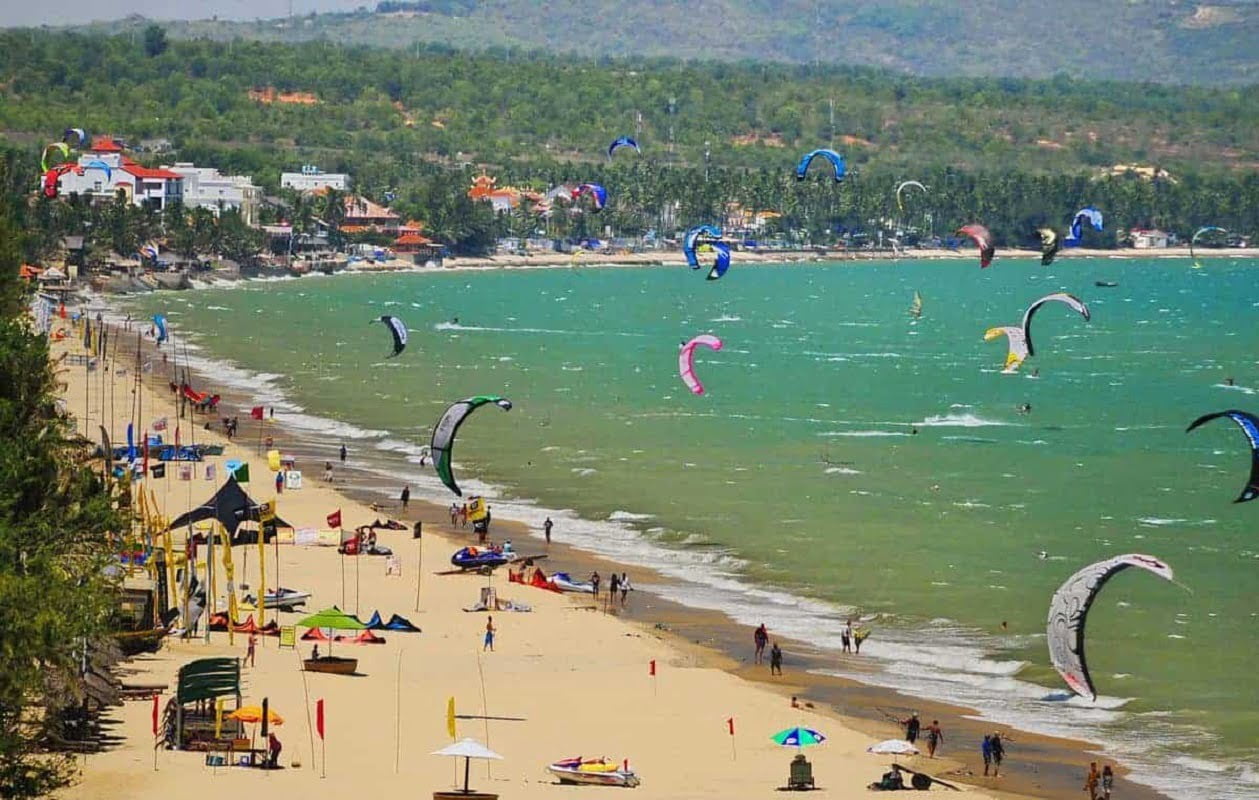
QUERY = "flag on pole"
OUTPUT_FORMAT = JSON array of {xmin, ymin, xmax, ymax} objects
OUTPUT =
[
  {"xmin": 151, "ymin": 463, "xmax": 166, "ymax": 479},
  {"xmin": 327, "ymin": 509, "xmax": 342, "ymax": 528},
  {"xmin": 649, "ymin": 659, "xmax": 656, "ymax": 676},
  {"xmin": 446, "ymin": 697, "xmax": 456, "ymax": 740},
  {"xmin": 727, "ymin": 717, "xmax": 735, "ymax": 736},
  {"xmin": 250, "ymin": 406, "xmax": 265, "ymax": 421},
  {"xmin": 151, "ymin": 694, "xmax": 159, "ymax": 736},
  {"xmin": 316, "ymin": 699, "xmax": 325, "ymax": 740},
  {"xmin": 232, "ymin": 463, "xmax": 250, "ymax": 483}
]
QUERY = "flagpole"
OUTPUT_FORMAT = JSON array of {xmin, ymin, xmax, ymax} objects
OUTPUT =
[
  {"xmin": 394, "ymin": 649, "xmax": 403, "ymax": 774},
  {"xmin": 414, "ymin": 533, "xmax": 422, "ymax": 612},
  {"xmin": 297, "ymin": 650, "xmax": 316, "ymax": 775}
]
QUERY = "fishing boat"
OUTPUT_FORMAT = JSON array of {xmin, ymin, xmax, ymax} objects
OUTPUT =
[
  {"xmin": 547, "ymin": 757, "xmax": 641, "ymax": 788},
  {"xmin": 302, "ymin": 656, "xmax": 357, "ymax": 675},
  {"xmin": 549, "ymin": 571, "xmax": 596, "ymax": 594},
  {"xmin": 451, "ymin": 546, "xmax": 515, "ymax": 571}
]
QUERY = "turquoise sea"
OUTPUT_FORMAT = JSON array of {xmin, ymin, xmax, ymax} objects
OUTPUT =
[{"xmin": 126, "ymin": 258, "xmax": 1259, "ymax": 798}]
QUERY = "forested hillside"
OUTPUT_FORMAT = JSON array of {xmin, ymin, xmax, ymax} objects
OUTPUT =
[
  {"xmin": 68, "ymin": 0, "xmax": 1259, "ymax": 86},
  {"xmin": 2, "ymin": 30, "xmax": 1257, "ymax": 254}
]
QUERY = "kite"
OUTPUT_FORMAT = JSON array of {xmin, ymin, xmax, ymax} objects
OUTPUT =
[
  {"xmin": 41, "ymin": 142, "xmax": 70, "ymax": 173},
  {"xmin": 607, "ymin": 136, "xmax": 640, "ymax": 158},
  {"xmin": 1189, "ymin": 226, "xmax": 1227, "ymax": 268},
  {"xmin": 794, "ymin": 149, "xmax": 846, "ymax": 183},
  {"xmin": 683, "ymin": 225, "xmax": 723, "ymax": 268},
  {"xmin": 84, "ymin": 160, "xmax": 113, "ymax": 183},
  {"xmin": 895, "ymin": 180, "xmax": 927, "ymax": 212},
  {"xmin": 984, "ymin": 292, "xmax": 1090, "ymax": 374},
  {"xmin": 1047, "ymin": 554, "xmax": 1175, "ymax": 701},
  {"xmin": 679, "ymin": 334, "xmax": 723, "ymax": 395},
  {"xmin": 430, "ymin": 396, "xmax": 513, "ymax": 496},
  {"xmin": 372, "ymin": 315, "xmax": 408, "ymax": 358},
  {"xmin": 956, "ymin": 224, "xmax": 995, "ymax": 268},
  {"xmin": 42, "ymin": 168, "xmax": 62, "ymax": 199},
  {"xmin": 704, "ymin": 242, "xmax": 732, "ymax": 281},
  {"xmin": 1064, "ymin": 207, "xmax": 1104, "ymax": 247},
  {"xmin": 153, "ymin": 314, "xmax": 168, "ymax": 346},
  {"xmin": 63, "ymin": 127, "xmax": 88, "ymax": 147},
  {"xmin": 1186, "ymin": 410, "xmax": 1259, "ymax": 503},
  {"xmin": 571, "ymin": 183, "xmax": 608, "ymax": 211},
  {"xmin": 1038, "ymin": 228, "xmax": 1061, "ymax": 266}
]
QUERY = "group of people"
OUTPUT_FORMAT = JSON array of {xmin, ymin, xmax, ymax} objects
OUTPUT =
[
  {"xmin": 592, "ymin": 570, "xmax": 632, "ymax": 607},
  {"xmin": 449, "ymin": 502, "xmax": 470, "ymax": 527},
  {"xmin": 753, "ymin": 623, "xmax": 784, "ymax": 675},
  {"xmin": 840, "ymin": 619, "xmax": 869, "ymax": 654},
  {"xmin": 1085, "ymin": 762, "xmax": 1115, "ymax": 800}
]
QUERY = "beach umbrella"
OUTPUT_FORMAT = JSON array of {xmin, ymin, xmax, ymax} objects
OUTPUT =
[
  {"xmin": 867, "ymin": 739, "xmax": 919, "ymax": 755},
  {"xmin": 227, "ymin": 706, "xmax": 284, "ymax": 725},
  {"xmin": 772, "ymin": 726, "xmax": 827, "ymax": 748},
  {"xmin": 431, "ymin": 737, "xmax": 503, "ymax": 794},
  {"xmin": 298, "ymin": 606, "xmax": 366, "ymax": 655}
]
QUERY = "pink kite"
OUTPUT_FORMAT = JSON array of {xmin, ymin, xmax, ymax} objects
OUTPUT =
[{"xmin": 679, "ymin": 334, "xmax": 723, "ymax": 395}]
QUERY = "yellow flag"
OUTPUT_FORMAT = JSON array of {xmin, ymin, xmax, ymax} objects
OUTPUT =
[
  {"xmin": 267, "ymin": 449, "xmax": 281, "ymax": 472},
  {"xmin": 215, "ymin": 698, "xmax": 225, "ymax": 739},
  {"xmin": 446, "ymin": 697, "xmax": 456, "ymax": 740}
]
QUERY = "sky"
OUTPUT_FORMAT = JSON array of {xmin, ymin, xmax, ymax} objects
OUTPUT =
[{"xmin": 0, "ymin": 0, "xmax": 370, "ymax": 27}]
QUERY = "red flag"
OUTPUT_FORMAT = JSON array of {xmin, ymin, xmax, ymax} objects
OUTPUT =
[
  {"xmin": 174, "ymin": 425, "xmax": 181, "ymax": 448},
  {"xmin": 58, "ymin": 302, "xmax": 67, "ymax": 319},
  {"xmin": 327, "ymin": 509, "xmax": 342, "ymax": 528},
  {"xmin": 151, "ymin": 694, "xmax": 159, "ymax": 736},
  {"xmin": 250, "ymin": 406, "xmax": 265, "ymax": 420},
  {"xmin": 142, "ymin": 436, "xmax": 149, "ymax": 476},
  {"xmin": 316, "ymin": 699, "xmax": 325, "ymax": 740},
  {"xmin": 727, "ymin": 717, "xmax": 735, "ymax": 736},
  {"xmin": 649, "ymin": 659, "xmax": 656, "ymax": 677}
]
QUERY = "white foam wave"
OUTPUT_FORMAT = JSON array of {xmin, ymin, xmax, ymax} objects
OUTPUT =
[{"xmin": 917, "ymin": 413, "xmax": 1016, "ymax": 428}]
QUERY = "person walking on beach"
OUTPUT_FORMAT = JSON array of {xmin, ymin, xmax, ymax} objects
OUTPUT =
[
  {"xmin": 841, "ymin": 620, "xmax": 853, "ymax": 653},
  {"xmin": 924, "ymin": 720, "xmax": 944, "ymax": 757},
  {"xmin": 400, "ymin": 485, "xmax": 410, "ymax": 511},
  {"xmin": 854, "ymin": 627, "xmax": 869, "ymax": 653},
  {"xmin": 901, "ymin": 712, "xmax": 920, "ymax": 744},
  {"xmin": 483, "ymin": 616, "xmax": 496, "ymax": 651},
  {"xmin": 770, "ymin": 642, "xmax": 783, "ymax": 675},
  {"xmin": 544, "ymin": 516, "xmax": 553, "ymax": 544},
  {"xmin": 267, "ymin": 731, "xmax": 282, "ymax": 769},
  {"xmin": 590, "ymin": 571, "xmax": 601, "ymax": 598},
  {"xmin": 340, "ymin": 443, "xmax": 347, "ymax": 463},
  {"xmin": 246, "ymin": 633, "xmax": 257, "ymax": 667},
  {"xmin": 981, "ymin": 735, "xmax": 993, "ymax": 776},
  {"xmin": 608, "ymin": 572, "xmax": 620, "ymax": 606},
  {"xmin": 1085, "ymin": 761, "xmax": 1102, "ymax": 800},
  {"xmin": 459, "ymin": 503, "xmax": 468, "ymax": 527},
  {"xmin": 450, "ymin": 503, "xmax": 459, "ymax": 525},
  {"xmin": 275, "ymin": 470, "xmax": 284, "ymax": 494},
  {"xmin": 619, "ymin": 572, "xmax": 630, "ymax": 606},
  {"xmin": 990, "ymin": 732, "xmax": 1005, "ymax": 776},
  {"xmin": 754, "ymin": 624, "xmax": 768, "ymax": 664},
  {"xmin": 1100, "ymin": 765, "xmax": 1113, "ymax": 799}
]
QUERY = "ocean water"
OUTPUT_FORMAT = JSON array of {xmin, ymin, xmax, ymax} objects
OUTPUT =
[{"xmin": 125, "ymin": 258, "xmax": 1259, "ymax": 798}]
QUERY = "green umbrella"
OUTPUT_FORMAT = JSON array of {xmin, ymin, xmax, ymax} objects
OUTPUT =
[
  {"xmin": 772, "ymin": 727, "xmax": 827, "ymax": 748},
  {"xmin": 298, "ymin": 607, "xmax": 366, "ymax": 657}
]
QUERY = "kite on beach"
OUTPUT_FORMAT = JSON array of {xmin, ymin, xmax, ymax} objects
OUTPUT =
[
  {"xmin": 795, "ymin": 149, "xmax": 846, "ymax": 183},
  {"xmin": 373, "ymin": 315, "xmax": 408, "ymax": 358},
  {"xmin": 1186, "ymin": 410, "xmax": 1259, "ymax": 503},
  {"xmin": 1047, "ymin": 554, "xmax": 1175, "ymax": 701},
  {"xmin": 679, "ymin": 334, "xmax": 723, "ymax": 395},
  {"xmin": 430, "ymin": 396, "xmax": 513, "ymax": 496},
  {"xmin": 956, "ymin": 224, "xmax": 995, "ymax": 268},
  {"xmin": 984, "ymin": 292, "xmax": 1090, "ymax": 374}
]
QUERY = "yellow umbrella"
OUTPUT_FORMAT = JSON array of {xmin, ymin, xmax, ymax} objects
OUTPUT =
[{"xmin": 227, "ymin": 706, "xmax": 284, "ymax": 725}]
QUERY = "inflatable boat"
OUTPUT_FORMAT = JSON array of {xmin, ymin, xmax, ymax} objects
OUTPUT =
[
  {"xmin": 547, "ymin": 757, "xmax": 640, "ymax": 788},
  {"xmin": 451, "ymin": 546, "xmax": 514, "ymax": 571}
]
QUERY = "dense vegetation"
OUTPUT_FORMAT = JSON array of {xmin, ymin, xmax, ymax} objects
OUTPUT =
[
  {"xmin": 0, "ymin": 146, "xmax": 125, "ymax": 799},
  {"xmin": 68, "ymin": 0, "xmax": 1259, "ymax": 86},
  {"xmin": 1, "ymin": 29, "xmax": 1257, "ymax": 254}
]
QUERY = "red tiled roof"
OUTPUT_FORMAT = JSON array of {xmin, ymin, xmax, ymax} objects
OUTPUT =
[
  {"xmin": 19, "ymin": 264, "xmax": 43, "ymax": 279},
  {"xmin": 395, "ymin": 233, "xmax": 433, "ymax": 246},
  {"xmin": 120, "ymin": 162, "xmax": 182, "ymax": 180},
  {"xmin": 89, "ymin": 136, "xmax": 125, "ymax": 153}
]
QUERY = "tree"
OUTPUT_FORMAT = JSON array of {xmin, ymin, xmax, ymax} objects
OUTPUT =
[{"xmin": 142, "ymin": 25, "xmax": 168, "ymax": 58}]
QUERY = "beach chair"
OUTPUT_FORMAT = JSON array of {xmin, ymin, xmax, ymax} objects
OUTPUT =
[{"xmin": 788, "ymin": 754, "xmax": 815, "ymax": 790}]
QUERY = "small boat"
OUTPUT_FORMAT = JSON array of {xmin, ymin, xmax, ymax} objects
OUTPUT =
[
  {"xmin": 451, "ymin": 547, "xmax": 514, "ymax": 571},
  {"xmin": 548, "ymin": 757, "xmax": 640, "ymax": 788},
  {"xmin": 1094, "ymin": 280, "xmax": 1118, "ymax": 288},
  {"xmin": 243, "ymin": 588, "xmax": 311, "ymax": 610},
  {"xmin": 550, "ymin": 571, "xmax": 596, "ymax": 594},
  {"xmin": 303, "ymin": 656, "xmax": 357, "ymax": 675}
]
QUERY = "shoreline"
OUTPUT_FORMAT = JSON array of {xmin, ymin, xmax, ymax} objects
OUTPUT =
[{"xmin": 71, "ymin": 292, "xmax": 1177, "ymax": 799}]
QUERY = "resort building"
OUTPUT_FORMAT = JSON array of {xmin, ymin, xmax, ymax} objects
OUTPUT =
[
  {"xmin": 52, "ymin": 136, "xmax": 183, "ymax": 211},
  {"xmin": 165, "ymin": 164, "xmax": 262, "ymax": 225},
  {"xmin": 281, "ymin": 166, "xmax": 350, "ymax": 193}
]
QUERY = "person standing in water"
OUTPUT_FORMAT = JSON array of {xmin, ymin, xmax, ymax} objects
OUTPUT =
[
  {"xmin": 340, "ymin": 443, "xmax": 347, "ymax": 463},
  {"xmin": 543, "ymin": 516, "xmax": 553, "ymax": 544},
  {"xmin": 400, "ymin": 485, "xmax": 410, "ymax": 510}
]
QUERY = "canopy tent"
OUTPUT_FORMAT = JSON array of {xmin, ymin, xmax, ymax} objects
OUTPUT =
[{"xmin": 166, "ymin": 476, "xmax": 289, "ymax": 541}]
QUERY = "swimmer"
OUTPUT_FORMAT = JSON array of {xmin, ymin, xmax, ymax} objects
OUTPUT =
[{"xmin": 911, "ymin": 427, "xmax": 919, "ymax": 435}]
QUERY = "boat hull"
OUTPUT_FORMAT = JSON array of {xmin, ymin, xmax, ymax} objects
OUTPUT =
[
  {"xmin": 303, "ymin": 656, "xmax": 357, "ymax": 675},
  {"xmin": 547, "ymin": 762, "xmax": 640, "ymax": 788}
]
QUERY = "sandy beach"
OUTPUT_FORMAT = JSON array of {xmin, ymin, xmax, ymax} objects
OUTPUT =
[{"xmin": 50, "ymin": 307, "xmax": 1166, "ymax": 800}]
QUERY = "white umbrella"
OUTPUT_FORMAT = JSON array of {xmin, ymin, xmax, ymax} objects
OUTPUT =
[
  {"xmin": 867, "ymin": 739, "xmax": 920, "ymax": 755},
  {"xmin": 432, "ymin": 738, "xmax": 503, "ymax": 793}
]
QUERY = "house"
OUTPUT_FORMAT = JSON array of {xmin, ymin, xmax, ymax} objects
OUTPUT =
[
  {"xmin": 165, "ymin": 164, "xmax": 262, "ymax": 225},
  {"xmin": 281, "ymin": 166, "xmax": 350, "ymax": 193},
  {"xmin": 1131, "ymin": 229, "xmax": 1170, "ymax": 249},
  {"xmin": 340, "ymin": 195, "xmax": 400, "ymax": 235},
  {"xmin": 51, "ymin": 136, "xmax": 183, "ymax": 211}
]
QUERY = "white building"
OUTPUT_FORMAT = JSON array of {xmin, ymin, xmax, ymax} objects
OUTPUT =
[
  {"xmin": 1131, "ymin": 229, "xmax": 1170, "ymax": 249},
  {"xmin": 166, "ymin": 163, "xmax": 262, "ymax": 225},
  {"xmin": 51, "ymin": 137, "xmax": 183, "ymax": 211},
  {"xmin": 281, "ymin": 166, "xmax": 350, "ymax": 193}
]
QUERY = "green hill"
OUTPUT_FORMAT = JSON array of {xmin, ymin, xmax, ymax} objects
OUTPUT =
[{"xmin": 67, "ymin": 0, "xmax": 1259, "ymax": 86}]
